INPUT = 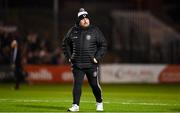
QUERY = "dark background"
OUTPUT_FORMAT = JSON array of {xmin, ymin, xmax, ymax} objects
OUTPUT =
[{"xmin": 0, "ymin": 0, "xmax": 180, "ymax": 64}]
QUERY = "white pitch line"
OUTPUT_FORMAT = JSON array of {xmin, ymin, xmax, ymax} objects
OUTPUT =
[
  {"xmin": 1, "ymin": 112, "xmax": 179, "ymax": 113},
  {"xmin": 121, "ymin": 102, "xmax": 173, "ymax": 106},
  {"xmin": 0, "ymin": 99, "xmax": 179, "ymax": 106}
]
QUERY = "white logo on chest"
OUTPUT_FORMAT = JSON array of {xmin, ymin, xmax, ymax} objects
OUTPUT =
[
  {"xmin": 86, "ymin": 35, "xmax": 91, "ymax": 40},
  {"xmin": 73, "ymin": 36, "xmax": 78, "ymax": 39}
]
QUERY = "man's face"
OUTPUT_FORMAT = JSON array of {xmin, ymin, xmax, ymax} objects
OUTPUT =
[{"xmin": 79, "ymin": 18, "xmax": 90, "ymax": 28}]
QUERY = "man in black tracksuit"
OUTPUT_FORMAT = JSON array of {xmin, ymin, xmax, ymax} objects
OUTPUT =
[{"xmin": 62, "ymin": 8, "xmax": 107, "ymax": 112}]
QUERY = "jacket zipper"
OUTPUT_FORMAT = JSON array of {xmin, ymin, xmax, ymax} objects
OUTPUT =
[{"xmin": 80, "ymin": 31, "xmax": 83, "ymax": 63}]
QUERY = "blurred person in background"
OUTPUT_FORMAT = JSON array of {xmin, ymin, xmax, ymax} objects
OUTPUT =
[
  {"xmin": 0, "ymin": 28, "xmax": 12, "ymax": 64},
  {"xmin": 10, "ymin": 31, "xmax": 26, "ymax": 90},
  {"xmin": 62, "ymin": 8, "xmax": 107, "ymax": 112},
  {"xmin": 0, "ymin": 25, "xmax": 25, "ymax": 90},
  {"xmin": 25, "ymin": 32, "xmax": 41, "ymax": 64},
  {"xmin": 51, "ymin": 47, "xmax": 64, "ymax": 64},
  {"xmin": 25, "ymin": 31, "xmax": 54, "ymax": 64}
]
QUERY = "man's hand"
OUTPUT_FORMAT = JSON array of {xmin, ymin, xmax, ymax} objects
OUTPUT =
[
  {"xmin": 69, "ymin": 59, "xmax": 71, "ymax": 62},
  {"xmin": 93, "ymin": 58, "xmax": 98, "ymax": 64},
  {"xmin": 11, "ymin": 40, "xmax": 17, "ymax": 48}
]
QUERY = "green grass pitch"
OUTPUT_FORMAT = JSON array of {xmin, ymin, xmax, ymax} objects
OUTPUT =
[{"xmin": 0, "ymin": 83, "xmax": 180, "ymax": 112}]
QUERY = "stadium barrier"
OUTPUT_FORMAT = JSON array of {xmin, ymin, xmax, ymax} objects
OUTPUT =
[
  {"xmin": 24, "ymin": 65, "xmax": 73, "ymax": 83},
  {"xmin": 24, "ymin": 65, "xmax": 88, "ymax": 84},
  {"xmin": 1, "ymin": 64, "xmax": 179, "ymax": 83},
  {"xmin": 0, "ymin": 65, "xmax": 14, "ymax": 82},
  {"xmin": 100, "ymin": 64, "xmax": 180, "ymax": 83}
]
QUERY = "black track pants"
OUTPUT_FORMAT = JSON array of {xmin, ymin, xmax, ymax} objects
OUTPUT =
[{"xmin": 72, "ymin": 66, "xmax": 102, "ymax": 105}]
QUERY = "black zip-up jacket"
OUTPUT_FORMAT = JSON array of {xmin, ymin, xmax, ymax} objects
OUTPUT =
[{"xmin": 62, "ymin": 24, "xmax": 107, "ymax": 68}]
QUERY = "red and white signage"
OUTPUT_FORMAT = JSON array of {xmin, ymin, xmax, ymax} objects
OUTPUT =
[
  {"xmin": 24, "ymin": 65, "xmax": 74, "ymax": 83},
  {"xmin": 159, "ymin": 65, "xmax": 180, "ymax": 83},
  {"xmin": 24, "ymin": 64, "xmax": 180, "ymax": 84},
  {"xmin": 100, "ymin": 64, "xmax": 180, "ymax": 83}
]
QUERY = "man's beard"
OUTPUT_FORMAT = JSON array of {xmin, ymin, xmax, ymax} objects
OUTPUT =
[{"xmin": 82, "ymin": 22, "xmax": 89, "ymax": 27}]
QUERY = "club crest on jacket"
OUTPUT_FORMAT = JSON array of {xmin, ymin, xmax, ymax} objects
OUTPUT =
[
  {"xmin": 86, "ymin": 35, "xmax": 91, "ymax": 40},
  {"xmin": 73, "ymin": 36, "xmax": 78, "ymax": 39}
]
